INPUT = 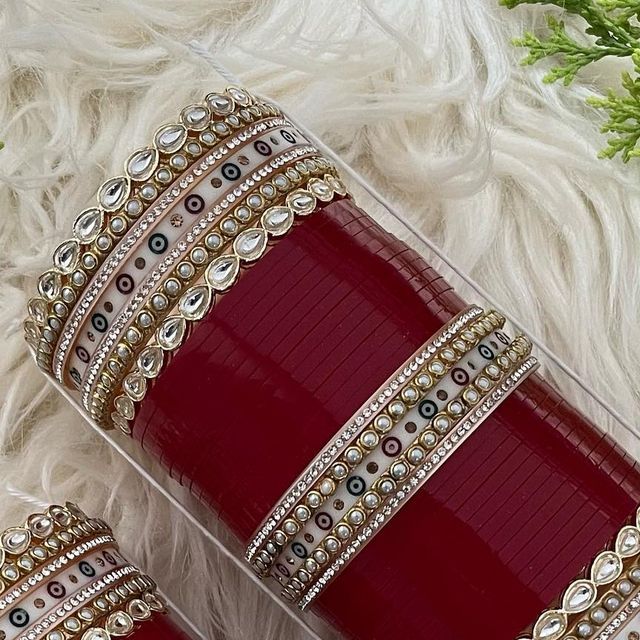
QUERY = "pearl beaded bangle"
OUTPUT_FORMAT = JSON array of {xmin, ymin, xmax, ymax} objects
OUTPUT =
[
  {"xmin": 521, "ymin": 505, "xmax": 640, "ymax": 640},
  {"xmin": 63, "ymin": 121, "xmax": 313, "ymax": 394},
  {"xmin": 25, "ymin": 86, "xmax": 277, "ymax": 374},
  {"xmin": 250, "ymin": 310, "xmax": 509, "ymax": 579},
  {"xmin": 85, "ymin": 155, "xmax": 337, "ymax": 427},
  {"xmin": 105, "ymin": 171, "xmax": 348, "ymax": 434},
  {"xmin": 246, "ymin": 308, "xmax": 539, "ymax": 608},
  {"xmin": 291, "ymin": 336, "xmax": 536, "ymax": 609},
  {"xmin": 0, "ymin": 504, "xmax": 166, "ymax": 640}
]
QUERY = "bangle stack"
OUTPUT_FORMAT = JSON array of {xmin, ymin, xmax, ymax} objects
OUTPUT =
[
  {"xmin": 24, "ymin": 86, "xmax": 348, "ymax": 432},
  {"xmin": 248, "ymin": 306, "xmax": 539, "ymax": 608},
  {"xmin": 0, "ymin": 503, "xmax": 166, "ymax": 640}
]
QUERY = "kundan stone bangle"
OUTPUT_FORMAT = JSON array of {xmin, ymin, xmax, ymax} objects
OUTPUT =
[
  {"xmin": 0, "ymin": 503, "xmax": 167, "ymax": 640},
  {"xmin": 25, "ymin": 86, "xmax": 279, "ymax": 374}
]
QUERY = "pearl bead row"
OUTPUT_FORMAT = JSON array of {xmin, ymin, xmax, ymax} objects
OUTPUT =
[
  {"xmin": 245, "ymin": 305, "xmax": 488, "ymax": 562},
  {"xmin": 26, "ymin": 86, "xmax": 276, "ymax": 375},
  {"xmin": 281, "ymin": 335, "xmax": 534, "ymax": 605},
  {"xmin": 521, "ymin": 506, "xmax": 640, "ymax": 640},
  {"xmin": 250, "ymin": 310, "xmax": 507, "ymax": 578},
  {"xmin": 106, "ymin": 173, "xmax": 347, "ymax": 435},
  {"xmin": 90, "ymin": 160, "xmax": 342, "ymax": 430},
  {"xmin": 298, "ymin": 353, "xmax": 539, "ymax": 610}
]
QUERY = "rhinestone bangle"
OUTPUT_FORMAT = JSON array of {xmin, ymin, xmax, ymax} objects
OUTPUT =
[
  {"xmin": 521, "ymin": 505, "xmax": 640, "ymax": 640},
  {"xmin": 84, "ymin": 156, "xmax": 337, "ymax": 426},
  {"xmin": 0, "ymin": 503, "xmax": 166, "ymax": 640},
  {"xmin": 246, "ymin": 306, "xmax": 503, "ymax": 565},
  {"xmin": 25, "ymin": 87, "xmax": 279, "ymax": 373},
  {"xmin": 105, "ymin": 172, "xmax": 348, "ymax": 434},
  {"xmin": 249, "ymin": 309, "xmax": 509, "ymax": 577},
  {"xmin": 285, "ymin": 335, "xmax": 535, "ymax": 607},
  {"xmin": 62, "ymin": 120, "xmax": 312, "ymax": 394}
]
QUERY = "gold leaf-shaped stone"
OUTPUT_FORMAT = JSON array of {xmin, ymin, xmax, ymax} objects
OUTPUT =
[
  {"xmin": 48, "ymin": 504, "xmax": 72, "ymax": 526},
  {"xmin": 73, "ymin": 207, "xmax": 104, "ymax": 243},
  {"xmin": 286, "ymin": 189, "xmax": 316, "ymax": 216},
  {"xmin": 105, "ymin": 611, "xmax": 134, "ymax": 636},
  {"xmin": 81, "ymin": 628, "xmax": 109, "ymax": 640},
  {"xmin": 114, "ymin": 395, "xmax": 135, "ymax": 420},
  {"xmin": 233, "ymin": 228, "xmax": 267, "ymax": 262},
  {"xmin": 27, "ymin": 514, "xmax": 54, "ymax": 539},
  {"xmin": 226, "ymin": 86, "xmax": 251, "ymax": 107},
  {"xmin": 261, "ymin": 206, "xmax": 293, "ymax": 237},
  {"xmin": 123, "ymin": 371, "xmax": 147, "ymax": 401},
  {"xmin": 591, "ymin": 551, "xmax": 622, "ymax": 585},
  {"xmin": 154, "ymin": 124, "xmax": 187, "ymax": 153},
  {"xmin": 205, "ymin": 255, "xmax": 240, "ymax": 292},
  {"xmin": 325, "ymin": 174, "xmax": 347, "ymax": 196},
  {"xmin": 157, "ymin": 316, "xmax": 187, "ymax": 351},
  {"xmin": 127, "ymin": 598, "xmax": 151, "ymax": 620},
  {"xmin": 138, "ymin": 346, "xmax": 164, "ymax": 378},
  {"xmin": 53, "ymin": 239, "xmax": 80, "ymax": 274},
  {"xmin": 307, "ymin": 178, "xmax": 333, "ymax": 202},
  {"xmin": 178, "ymin": 285, "xmax": 213, "ymax": 321},
  {"xmin": 532, "ymin": 610, "xmax": 567, "ymax": 640},
  {"xmin": 2, "ymin": 527, "xmax": 31, "ymax": 554},
  {"xmin": 616, "ymin": 525, "xmax": 640, "ymax": 557},
  {"xmin": 125, "ymin": 147, "xmax": 159, "ymax": 182},
  {"xmin": 28, "ymin": 298, "xmax": 48, "ymax": 325},
  {"xmin": 205, "ymin": 92, "xmax": 234, "ymax": 115},
  {"xmin": 561, "ymin": 580, "xmax": 596, "ymax": 614},
  {"xmin": 38, "ymin": 270, "xmax": 62, "ymax": 301},
  {"xmin": 98, "ymin": 176, "xmax": 130, "ymax": 211},
  {"xmin": 180, "ymin": 104, "xmax": 210, "ymax": 131}
]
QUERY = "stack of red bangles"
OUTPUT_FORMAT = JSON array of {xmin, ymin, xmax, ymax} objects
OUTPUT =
[{"xmin": 23, "ymin": 86, "xmax": 640, "ymax": 640}]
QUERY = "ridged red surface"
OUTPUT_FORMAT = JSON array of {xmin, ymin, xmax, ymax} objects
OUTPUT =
[
  {"xmin": 130, "ymin": 613, "xmax": 193, "ymax": 640},
  {"xmin": 134, "ymin": 199, "xmax": 640, "ymax": 640}
]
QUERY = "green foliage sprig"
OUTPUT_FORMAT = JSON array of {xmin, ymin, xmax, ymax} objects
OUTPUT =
[{"xmin": 501, "ymin": 0, "xmax": 640, "ymax": 161}]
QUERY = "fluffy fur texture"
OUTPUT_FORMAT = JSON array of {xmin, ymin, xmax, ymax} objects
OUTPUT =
[{"xmin": 1, "ymin": 1, "xmax": 639, "ymax": 638}]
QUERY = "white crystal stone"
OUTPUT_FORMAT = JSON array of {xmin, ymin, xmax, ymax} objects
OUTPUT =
[
  {"xmin": 205, "ymin": 93, "xmax": 234, "ymax": 115},
  {"xmin": 286, "ymin": 189, "xmax": 316, "ymax": 216},
  {"xmin": 154, "ymin": 124, "xmax": 187, "ymax": 153},
  {"xmin": 81, "ymin": 628, "xmax": 109, "ymax": 640},
  {"xmin": 27, "ymin": 515, "xmax": 54, "ymax": 539},
  {"xmin": 28, "ymin": 298, "xmax": 48, "ymax": 325},
  {"xmin": 616, "ymin": 526, "xmax": 640, "ymax": 557},
  {"xmin": 591, "ymin": 551, "xmax": 622, "ymax": 585},
  {"xmin": 179, "ymin": 285, "xmax": 213, "ymax": 321},
  {"xmin": 98, "ymin": 176, "xmax": 130, "ymax": 211},
  {"xmin": 114, "ymin": 395, "xmax": 135, "ymax": 420},
  {"xmin": 2, "ymin": 528, "xmax": 31, "ymax": 554},
  {"xmin": 125, "ymin": 147, "xmax": 159, "ymax": 181},
  {"xmin": 532, "ymin": 610, "xmax": 566, "ymax": 640},
  {"xmin": 123, "ymin": 371, "xmax": 147, "ymax": 401},
  {"xmin": 307, "ymin": 178, "xmax": 333, "ymax": 202},
  {"xmin": 234, "ymin": 228, "xmax": 267, "ymax": 262},
  {"xmin": 127, "ymin": 598, "xmax": 151, "ymax": 620},
  {"xmin": 157, "ymin": 316, "xmax": 187, "ymax": 350},
  {"xmin": 227, "ymin": 87, "xmax": 251, "ymax": 106},
  {"xmin": 38, "ymin": 270, "xmax": 61, "ymax": 301},
  {"xmin": 561, "ymin": 580, "xmax": 596, "ymax": 613},
  {"xmin": 73, "ymin": 208, "xmax": 104, "ymax": 243},
  {"xmin": 138, "ymin": 346, "xmax": 164, "ymax": 378},
  {"xmin": 205, "ymin": 255, "xmax": 240, "ymax": 291},
  {"xmin": 53, "ymin": 239, "xmax": 80, "ymax": 274},
  {"xmin": 105, "ymin": 611, "xmax": 134, "ymax": 636},
  {"xmin": 325, "ymin": 174, "xmax": 347, "ymax": 196},
  {"xmin": 261, "ymin": 206, "xmax": 293, "ymax": 236},
  {"xmin": 181, "ymin": 104, "xmax": 210, "ymax": 131}
]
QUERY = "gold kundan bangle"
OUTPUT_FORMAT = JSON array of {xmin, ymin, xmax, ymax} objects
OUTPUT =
[{"xmin": 0, "ymin": 503, "xmax": 166, "ymax": 640}]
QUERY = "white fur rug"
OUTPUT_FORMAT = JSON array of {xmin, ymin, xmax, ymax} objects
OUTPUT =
[{"xmin": 2, "ymin": 1, "xmax": 640, "ymax": 638}]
